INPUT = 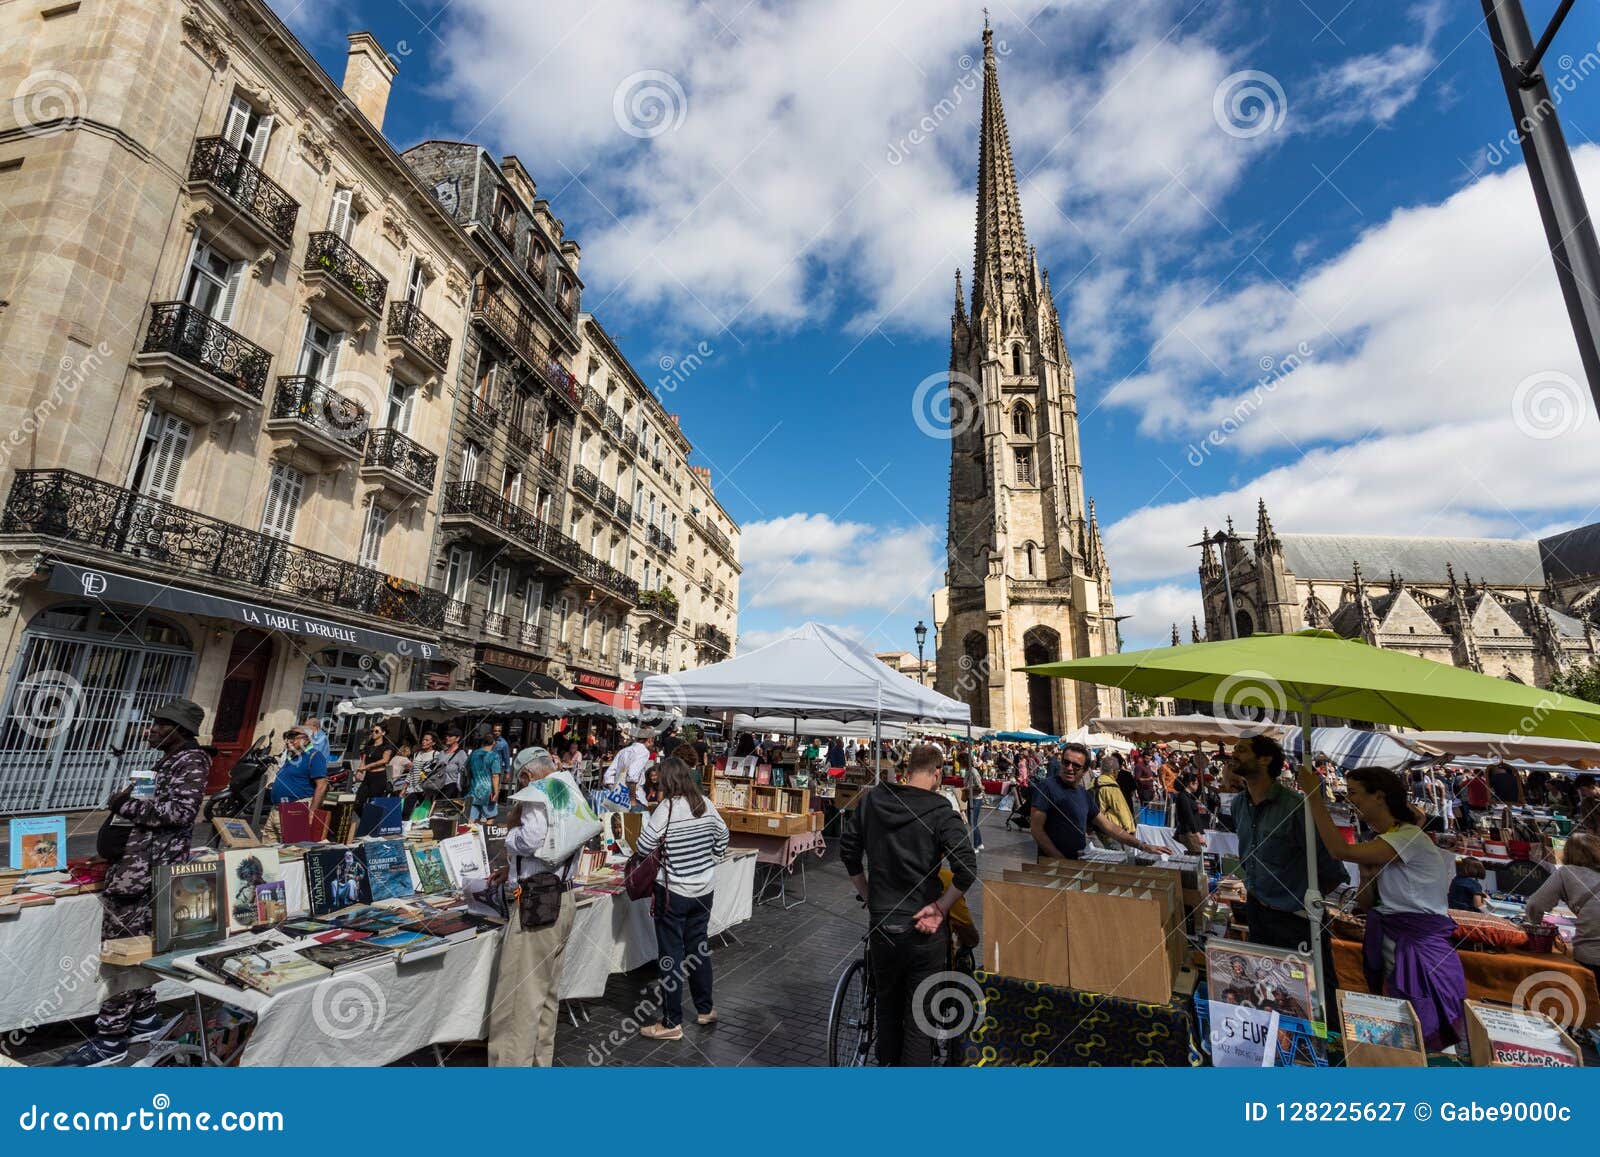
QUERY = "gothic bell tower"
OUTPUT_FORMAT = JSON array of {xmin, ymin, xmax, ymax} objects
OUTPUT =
[{"xmin": 933, "ymin": 23, "xmax": 1120, "ymax": 733}]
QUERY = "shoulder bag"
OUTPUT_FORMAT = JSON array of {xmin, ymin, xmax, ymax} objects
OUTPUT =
[{"xmin": 624, "ymin": 801, "xmax": 671, "ymax": 902}]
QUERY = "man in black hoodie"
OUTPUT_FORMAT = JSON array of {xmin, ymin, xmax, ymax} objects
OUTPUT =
[{"xmin": 840, "ymin": 743, "xmax": 978, "ymax": 1065}]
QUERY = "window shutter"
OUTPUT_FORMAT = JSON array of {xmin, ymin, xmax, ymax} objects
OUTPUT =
[
  {"xmin": 327, "ymin": 187, "xmax": 352, "ymax": 239},
  {"xmin": 139, "ymin": 411, "xmax": 193, "ymax": 502},
  {"xmin": 261, "ymin": 464, "xmax": 304, "ymax": 541},
  {"xmin": 218, "ymin": 260, "xmax": 245, "ymax": 324},
  {"xmin": 359, "ymin": 504, "xmax": 387, "ymax": 568},
  {"xmin": 223, "ymin": 96, "xmax": 252, "ymax": 150},
  {"xmin": 247, "ymin": 114, "xmax": 274, "ymax": 166},
  {"xmin": 322, "ymin": 331, "xmax": 342, "ymax": 385}
]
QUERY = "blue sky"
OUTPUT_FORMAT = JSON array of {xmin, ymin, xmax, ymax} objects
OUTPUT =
[{"xmin": 273, "ymin": 0, "xmax": 1600, "ymax": 656}]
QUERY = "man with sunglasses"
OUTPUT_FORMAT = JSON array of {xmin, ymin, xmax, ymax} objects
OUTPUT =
[{"xmin": 1030, "ymin": 742, "xmax": 1166, "ymax": 861}]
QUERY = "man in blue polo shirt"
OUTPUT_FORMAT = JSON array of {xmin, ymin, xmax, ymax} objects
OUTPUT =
[
  {"xmin": 1030, "ymin": 743, "xmax": 1166, "ymax": 860},
  {"xmin": 272, "ymin": 727, "xmax": 329, "ymax": 814}
]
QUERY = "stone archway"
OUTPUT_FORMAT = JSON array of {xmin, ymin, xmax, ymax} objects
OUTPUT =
[
  {"xmin": 961, "ymin": 631, "xmax": 990, "ymax": 728},
  {"xmin": 1023, "ymin": 626, "xmax": 1061, "ymax": 735}
]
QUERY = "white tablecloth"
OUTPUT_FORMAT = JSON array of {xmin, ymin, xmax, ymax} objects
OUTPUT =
[
  {"xmin": 0, "ymin": 894, "xmax": 186, "ymax": 1034},
  {"xmin": 180, "ymin": 933, "xmax": 499, "ymax": 1067},
  {"xmin": 559, "ymin": 851, "xmax": 756, "ymax": 1001}
]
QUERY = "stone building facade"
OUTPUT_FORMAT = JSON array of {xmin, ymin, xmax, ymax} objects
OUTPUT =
[
  {"xmin": 574, "ymin": 317, "xmax": 741, "ymax": 686},
  {"xmin": 1196, "ymin": 500, "xmax": 1600, "ymax": 686},
  {"xmin": 0, "ymin": 0, "xmax": 476, "ymax": 811},
  {"xmin": 932, "ymin": 27, "xmax": 1119, "ymax": 734}
]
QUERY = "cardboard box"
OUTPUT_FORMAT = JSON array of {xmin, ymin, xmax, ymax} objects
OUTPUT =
[
  {"xmin": 1339, "ymin": 990, "xmax": 1426, "ymax": 1067},
  {"xmin": 1463, "ymin": 999, "xmax": 1583, "ymax": 1067}
]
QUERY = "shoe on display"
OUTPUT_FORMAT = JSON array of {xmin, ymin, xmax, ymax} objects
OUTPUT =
[
  {"xmin": 128, "ymin": 1011, "xmax": 179, "ymax": 1043},
  {"xmin": 54, "ymin": 1037, "xmax": 129, "ymax": 1067}
]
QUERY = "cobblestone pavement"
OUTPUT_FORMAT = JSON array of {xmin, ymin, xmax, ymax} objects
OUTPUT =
[{"xmin": 10, "ymin": 803, "xmax": 1034, "ymax": 1067}]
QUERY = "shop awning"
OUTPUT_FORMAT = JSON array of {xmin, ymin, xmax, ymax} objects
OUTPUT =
[
  {"xmin": 577, "ymin": 683, "xmax": 641, "ymax": 711},
  {"xmin": 46, "ymin": 561, "xmax": 437, "ymax": 659},
  {"xmin": 477, "ymin": 664, "xmax": 581, "ymax": 699}
]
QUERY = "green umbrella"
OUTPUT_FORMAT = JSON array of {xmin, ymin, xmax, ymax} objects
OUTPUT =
[{"xmin": 1025, "ymin": 629, "xmax": 1600, "ymax": 1024}]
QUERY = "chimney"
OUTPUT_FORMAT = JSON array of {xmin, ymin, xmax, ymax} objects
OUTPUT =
[{"xmin": 341, "ymin": 32, "xmax": 397, "ymax": 131}]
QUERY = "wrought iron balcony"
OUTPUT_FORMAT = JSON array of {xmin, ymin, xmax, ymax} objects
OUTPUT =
[
  {"xmin": 581, "ymin": 386, "xmax": 604, "ymax": 414},
  {"xmin": 602, "ymin": 409, "xmax": 625, "ymax": 440},
  {"xmin": 470, "ymin": 286, "xmax": 529, "ymax": 356},
  {"xmin": 268, "ymin": 375, "xmax": 369, "ymax": 457},
  {"xmin": 386, "ymin": 300, "xmax": 451, "ymax": 376},
  {"xmin": 507, "ymin": 424, "xmax": 535, "ymax": 453},
  {"xmin": 2, "ymin": 469, "xmax": 445, "ymax": 630},
  {"xmin": 530, "ymin": 446, "xmax": 562, "ymax": 479},
  {"xmin": 637, "ymin": 588, "xmax": 679, "ymax": 625},
  {"xmin": 620, "ymin": 649, "xmax": 635, "ymax": 666},
  {"xmin": 482, "ymin": 611, "xmax": 511, "ymax": 638},
  {"xmin": 697, "ymin": 624, "xmax": 731, "ymax": 654},
  {"xmin": 441, "ymin": 482, "xmax": 637, "ymax": 601},
  {"xmin": 139, "ymin": 301, "xmax": 271, "ymax": 401},
  {"xmin": 444, "ymin": 599, "xmax": 471, "ymax": 630},
  {"xmin": 700, "ymin": 575, "xmax": 713, "ymax": 594},
  {"xmin": 537, "ymin": 358, "xmax": 582, "ymax": 409},
  {"xmin": 572, "ymin": 464, "xmax": 600, "ymax": 500},
  {"xmin": 519, "ymin": 622, "xmax": 548, "ymax": 652},
  {"xmin": 466, "ymin": 388, "xmax": 500, "ymax": 428},
  {"xmin": 304, "ymin": 232, "xmax": 387, "ymax": 321},
  {"xmin": 647, "ymin": 525, "xmax": 672, "ymax": 552},
  {"xmin": 621, "ymin": 431, "xmax": 640, "ymax": 457},
  {"xmin": 695, "ymin": 514, "xmax": 736, "ymax": 564},
  {"xmin": 362, "ymin": 427, "xmax": 437, "ymax": 492},
  {"xmin": 490, "ymin": 212, "xmax": 517, "ymax": 253},
  {"xmin": 187, "ymin": 136, "xmax": 298, "ymax": 249},
  {"xmin": 596, "ymin": 480, "xmax": 619, "ymax": 516}
]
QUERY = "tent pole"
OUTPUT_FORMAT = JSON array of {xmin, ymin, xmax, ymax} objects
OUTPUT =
[
  {"xmin": 1298, "ymin": 699, "xmax": 1328, "ymax": 1031},
  {"xmin": 874, "ymin": 712, "xmax": 882, "ymax": 784}
]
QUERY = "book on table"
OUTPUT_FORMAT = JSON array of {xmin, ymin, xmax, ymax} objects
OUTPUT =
[
  {"xmin": 173, "ymin": 931, "xmax": 292, "ymax": 987},
  {"xmin": 223, "ymin": 846, "xmax": 282, "ymax": 933},
  {"xmin": 254, "ymin": 881, "xmax": 288, "ymax": 926},
  {"xmin": 154, "ymin": 858, "xmax": 226, "ymax": 954},
  {"xmin": 409, "ymin": 845, "xmax": 452, "ymax": 894},
  {"xmin": 294, "ymin": 939, "xmax": 394, "ymax": 972},
  {"xmin": 304, "ymin": 846, "xmax": 371, "ymax": 916},
  {"xmin": 369, "ymin": 929, "xmax": 451, "ymax": 962},
  {"xmin": 221, "ymin": 947, "xmax": 332, "ymax": 995},
  {"xmin": 363, "ymin": 838, "xmax": 416, "ymax": 902}
]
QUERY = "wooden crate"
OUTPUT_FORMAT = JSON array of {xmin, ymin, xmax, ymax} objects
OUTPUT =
[{"xmin": 724, "ymin": 809, "xmax": 814, "ymax": 836}]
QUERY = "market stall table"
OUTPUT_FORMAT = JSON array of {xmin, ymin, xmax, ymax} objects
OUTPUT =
[
  {"xmin": 0, "ymin": 894, "xmax": 187, "ymax": 1034},
  {"xmin": 731, "ymin": 829, "xmax": 825, "ymax": 909},
  {"xmin": 1330, "ymin": 936, "xmax": 1600, "ymax": 1029}
]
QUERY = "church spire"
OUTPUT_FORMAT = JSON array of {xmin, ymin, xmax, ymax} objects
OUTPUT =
[
  {"xmin": 972, "ymin": 23, "xmax": 1029, "ymax": 320},
  {"xmin": 953, "ymin": 268, "xmax": 966, "ymax": 323}
]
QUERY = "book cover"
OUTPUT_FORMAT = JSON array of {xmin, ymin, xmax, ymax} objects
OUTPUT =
[
  {"xmin": 278, "ymin": 917, "xmax": 338, "ymax": 937},
  {"xmin": 154, "ymin": 859, "xmax": 226, "ymax": 954},
  {"xmin": 1338, "ymin": 991, "xmax": 1420, "ymax": 1051},
  {"xmin": 311, "ymin": 928, "xmax": 373, "ymax": 943},
  {"xmin": 222, "ymin": 847, "xmax": 281, "ymax": 934},
  {"xmin": 1205, "ymin": 938, "xmax": 1315, "ymax": 1024},
  {"xmin": 363, "ymin": 838, "xmax": 415, "ymax": 902},
  {"xmin": 173, "ymin": 931, "xmax": 291, "ymax": 986},
  {"xmin": 295, "ymin": 939, "xmax": 393, "ymax": 972},
  {"xmin": 410, "ymin": 845, "xmax": 451, "ymax": 894},
  {"xmin": 8, "ymin": 816, "xmax": 66, "ymax": 872},
  {"xmin": 463, "ymin": 875, "xmax": 508, "ymax": 921},
  {"xmin": 438, "ymin": 833, "xmax": 485, "ymax": 888},
  {"xmin": 304, "ymin": 846, "xmax": 371, "ymax": 916},
  {"xmin": 479, "ymin": 822, "xmax": 508, "ymax": 873},
  {"xmin": 404, "ymin": 913, "xmax": 477, "ymax": 943},
  {"xmin": 371, "ymin": 930, "xmax": 450, "ymax": 962},
  {"xmin": 253, "ymin": 881, "xmax": 287, "ymax": 926},
  {"xmin": 356, "ymin": 797, "xmax": 405, "ymax": 839},
  {"xmin": 222, "ymin": 948, "xmax": 330, "ymax": 995}
]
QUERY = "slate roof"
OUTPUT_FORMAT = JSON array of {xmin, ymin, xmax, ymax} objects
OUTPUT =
[
  {"xmin": 1540, "ymin": 523, "xmax": 1600, "ymax": 584},
  {"xmin": 1278, "ymin": 534, "xmax": 1546, "ymax": 587}
]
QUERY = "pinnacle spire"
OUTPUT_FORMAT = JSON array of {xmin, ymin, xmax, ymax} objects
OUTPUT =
[
  {"xmin": 972, "ymin": 23, "xmax": 1029, "ymax": 319},
  {"xmin": 953, "ymin": 268, "xmax": 966, "ymax": 321},
  {"xmin": 1191, "ymin": 615, "xmax": 1203, "ymax": 643},
  {"xmin": 1171, "ymin": 622, "xmax": 1181, "ymax": 647}
]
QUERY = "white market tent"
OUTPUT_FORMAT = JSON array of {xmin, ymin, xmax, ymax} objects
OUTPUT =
[
  {"xmin": 641, "ymin": 622, "xmax": 971, "ymax": 725},
  {"xmin": 335, "ymin": 690, "xmax": 617, "ymax": 721},
  {"xmin": 1404, "ymin": 730, "xmax": 1600, "ymax": 770},
  {"xmin": 732, "ymin": 714, "xmax": 911, "ymax": 740},
  {"xmin": 1061, "ymin": 725, "xmax": 1135, "ymax": 753}
]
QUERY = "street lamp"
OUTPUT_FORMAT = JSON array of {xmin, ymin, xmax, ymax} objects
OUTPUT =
[
  {"xmin": 1190, "ymin": 529, "xmax": 1249, "ymax": 639},
  {"xmin": 914, "ymin": 620, "xmax": 928, "ymax": 686}
]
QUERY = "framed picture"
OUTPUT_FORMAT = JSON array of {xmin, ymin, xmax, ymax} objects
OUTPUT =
[{"xmin": 211, "ymin": 817, "xmax": 262, "ymax": 849}]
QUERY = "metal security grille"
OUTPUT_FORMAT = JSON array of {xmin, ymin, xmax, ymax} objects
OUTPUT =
[{"xmin": 0, "ymin": 610, "xmax": 195, "ymax": 813}]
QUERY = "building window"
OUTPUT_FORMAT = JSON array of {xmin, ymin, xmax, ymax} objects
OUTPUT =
[
  {"xmin": 222, "ymin": 93, "xmax": 273, "ymax": 165},
  {"xmin": 405, "ymin": 258, "xmax": 426, "ymax": 306},
  {"xmin": 445, "ymin": 547, "xmax": 470, "ymax": 600},
  {"xmin": 475, "ymin": 352, "xmax": 500, "ymax": 403},
  {"xmin": 461, "ymin": 441, "xmax": 482, "ymax": 484},
  {"xmin": 358, "ymin": 504, "xmax": 387, "ymax": 568},
  {"xmin": 384, "ymin": 376, "xmax": 414, "ymax": 432},
  {"xmin": 1012, "ymin": 403, "xmax": 1031, "ymax": 437},
  {"xmin": 1014, "ymin": 447, "xmax": 1033, "ymax": 485},
  {"xmin": 327, "ymin": 186, "xmax": 358, "ymax": 241},
  {"xmin": 182, "ymin": 239, "xmax": 244, "ymax": 324},
  {"xmin": 260, "ymin": 463, "xmax": 305, "ymax": 541},
  {"xmin": 297, "ymin": 321, "xmax": 343, "ymax": 383},
  {"xmin": 129, "ymin": 409, "xmax": 193, "ymax": 502},
  {"xmin": 487, "ymin": 565, "xmax": 510, "ymax": 616},
  {"xmin": 555, "ymin": 597, "xmax": 571, "ymax": 643},
  {"xmin": 1025, "ymin": 542, "xmax": 1037, "ymax": 577},
  {"xmin": 522, "ymin": 580, "xmax": 544, "ymax": 628},
  {"xmin": 1012, "ymin": 344, "xmax": 1024, "ymax": 375},
  {"xmin": 501, "ymin": 466, "xmax": 523, "ymax": 507}
]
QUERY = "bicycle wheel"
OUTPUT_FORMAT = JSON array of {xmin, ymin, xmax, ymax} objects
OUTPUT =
[{"xmin": 826, "ymin": 955, "xmax": 874, "ymax": 1066}]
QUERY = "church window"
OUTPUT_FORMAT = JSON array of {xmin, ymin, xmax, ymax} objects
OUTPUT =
[
  {"xmin": 1025, "ymin": 542, "xmax": 1037, "ymax": 576},
  {"xmin": 1012, "ymin": 344, "xmax": 1024, "ymax": 375},
  {"xmin": 1012, "ymin": 404, "xmax": 1031, "ymax": 437},
  {"xmin": 1013, "ymin": 448, "xmax": 1033, "ymax": 485}
]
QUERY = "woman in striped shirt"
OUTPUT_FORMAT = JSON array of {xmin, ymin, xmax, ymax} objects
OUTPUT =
[{"xmin": 638, "ymin": 757, "xmax": 730, "ymax": 1041}]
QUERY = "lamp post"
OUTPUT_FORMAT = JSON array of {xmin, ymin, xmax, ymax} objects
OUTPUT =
[
  {"xmin": 1190, "ymin": 529, "xmax": 1248, "ymax": 639},
  {"xmin": 914, "ymin": 620, "xmax": 928, "ymax": 686}
]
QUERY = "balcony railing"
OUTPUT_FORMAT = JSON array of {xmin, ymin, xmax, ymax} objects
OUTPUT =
[
  {"xmin": 620, "ymin": 649, "xmax": 635, "ymax": 666},
  {"xmin": 695, "ymin": 514, "xmax": 736, "ymax": 563},
  {"xmin": 697, "ymin": 624, "xmax": 731, "ymax": 653},
  {"xmin": 444, "ymin": 599, "xmax": 471, "ymax": 630},
  {"xmin": 596, "ymin": 480, "xmax": 619, "ymax": 515},
  {"xmin": 581, "ymin": 387, "xmax": 604, "ymax": 414},
  {"xmin": 537, "ymin": 358, "xmax": 582, "ymax": 408},
  {"xmin": 602, "ymin": 409, "xmax": 625, "ymax": 440},
  {"xmin": 269, "ymin": 376, "xmax": 368, "ymax": 449},
  {"xmin": 490, "ymin": 213, "xmax": 516, "ymax": 253},
  {"xmin": 442, "ymin": 482, "xmax": 638, "ymax": 601},
  {"xmin": 466, "ymin": 389, "xmax": 500, "ymax": 427},
  {"xmin": 188, "ymin": 136, "xmax": 298, "ymax": 246},
  {"xmin": 2, "ymin": 470, "xmax": 445, "ymax": 629},
  {"xmin": 305, "ymin": 232, "xmax": 388, "ymax": 315},
  {"xmin": 471, "ymin": 286, "xmax": 527, "ymax": 353},
  {"xmin": 637, "ymin": 588, "xmax": 679, "ymax": 625},
  {"xmin": 519, "ymin": 622, "xmax": 548, "ymax": 652},
  {"xmin": 140, "ymin": 302, "xmax": 271, "ymax": 399},
  {"xmin": 572, "ymin": 464, "xmax": 599, "ymax": 500},
  {"xmin": 386, "ymin": 300, "xmax": 451, "ymax": 370},
  {"xmin": 507, "ymin": 424, "xmax": 535, "ymax": 453},
  {"xmin": 530, "ymin": 446, "xmax": 561, "ymax": 478},
  {"xmin": 363, "ymin": 427, "xmax": 437, "ymax": 490},
  {"xmin": 482, "ymin": 611, "xmax": 510, "ymax": 638},
  {"xmin": 621, "ymin": 431, "xmax": 640, "ymax": 457}
]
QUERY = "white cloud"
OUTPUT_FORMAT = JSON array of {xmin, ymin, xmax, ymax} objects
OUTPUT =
[
  {"xmin": 1115, "ymin": 582, "xmax": 1204, "ymax": 650},
  {"xmin": 738, "ymin": 622, "xmax": 869, "ymax": 653},
  {"xmin": 739, "ymin": 513, "xmax": 942, "ymax": 617},
  {"xmin": 1307, "ymin": 1, "xmax": 1447, "ymax": 129}
]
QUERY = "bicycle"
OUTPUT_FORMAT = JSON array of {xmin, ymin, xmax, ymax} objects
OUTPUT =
[{"xmin": 826, "ymin": 928, "xmax": 977, "ymax": 1067}]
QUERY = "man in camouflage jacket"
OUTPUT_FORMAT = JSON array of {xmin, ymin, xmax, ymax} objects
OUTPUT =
[{"xmin": 59, "ymin": 698, "xmax": 210, "ymax": 1066}]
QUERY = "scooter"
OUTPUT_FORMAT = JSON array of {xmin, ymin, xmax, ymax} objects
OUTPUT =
[{"xmin": 203, "ymin": 732, "xmax": 277, "ymax": 828}]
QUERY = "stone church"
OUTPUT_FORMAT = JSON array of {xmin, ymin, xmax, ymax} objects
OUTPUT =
[
  {"xmin": 1193, "ymin": 500, "xmax": 1600, "ymax": 686},
  {"xmin": 933, "ymin": 26, "xmax": 1120, "ymax": 733}
]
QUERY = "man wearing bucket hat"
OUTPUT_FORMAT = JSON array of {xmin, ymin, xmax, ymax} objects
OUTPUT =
[{"xmin": 58, "ymin": 698, "xmax": 212, "ymax": 1066}]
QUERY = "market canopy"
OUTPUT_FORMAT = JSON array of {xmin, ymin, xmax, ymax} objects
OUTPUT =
[
  {"xmin": 335, "ymin": 690, "xmax": 613, "ymax": 721},
  {"xmin": 1090, "ymin": 713, "xmax": 1419, "ymax": 770},
  {"xmin": 731, "ymin": 714, "xmax": 911, "ymax": 740},
  {"xmin": 1061, "ymin": 725, "xmax": 1135, "ymax": 753},
  {"xmin": 640, "ymin": 622, "xmax": 971, "ymax": 724},
  {"xmin": 1404, "ymin": 729, "xmax": 1600, "ymax": 769},
  {"xmin": 992, "ymin": 729, "xmax": 1058, "ymax": 743}
]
